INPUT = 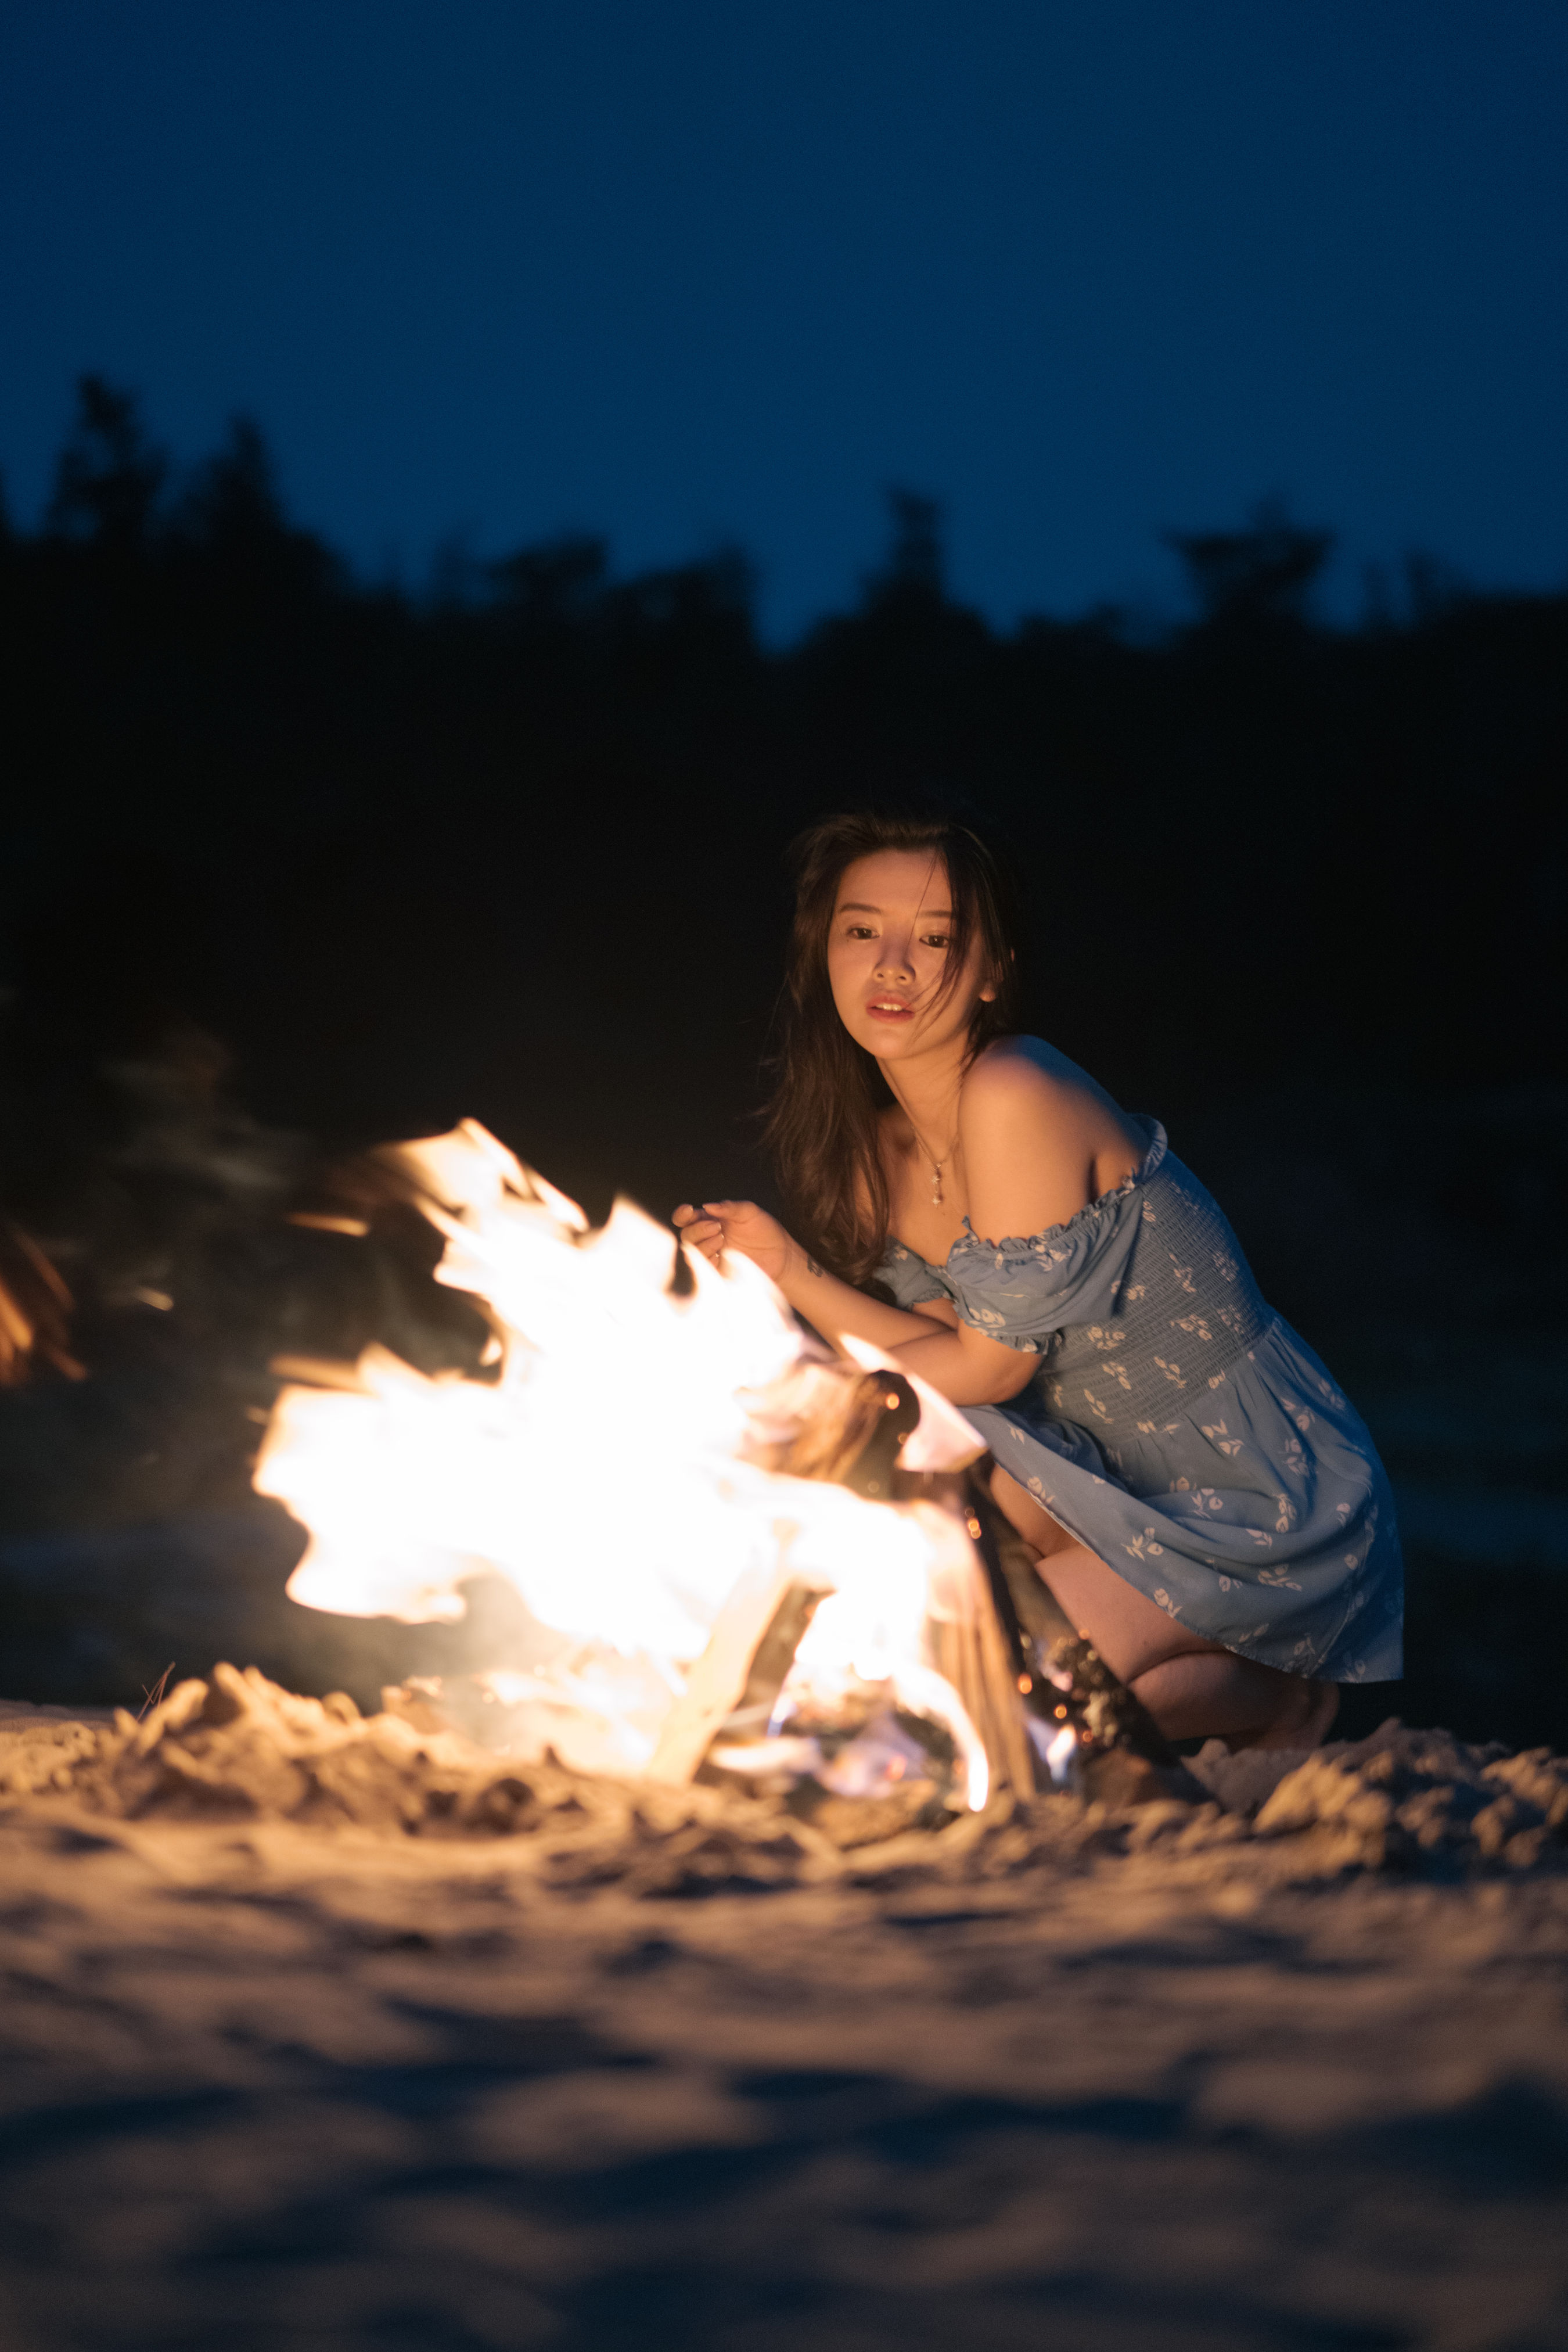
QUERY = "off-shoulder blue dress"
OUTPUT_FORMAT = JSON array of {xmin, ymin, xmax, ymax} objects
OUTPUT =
[{"xmin": 878, "ymin": 1117, "xmax": 1402, "ymax": 1683}]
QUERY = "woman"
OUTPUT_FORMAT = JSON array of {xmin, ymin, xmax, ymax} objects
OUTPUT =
[{"xmin": 675, "ymin": 813, "xmax": 1401, "ymax": 1749}]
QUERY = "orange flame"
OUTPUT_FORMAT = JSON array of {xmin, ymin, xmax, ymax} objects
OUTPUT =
[{"xmin": 254, "ymin": 1122, "xmax": 993, "ymax": 1805}]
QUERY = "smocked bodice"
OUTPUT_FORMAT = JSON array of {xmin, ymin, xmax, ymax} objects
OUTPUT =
[{"xmin": 876, "ymin": 1118, "xmax": 1272, "ymax": 1437}]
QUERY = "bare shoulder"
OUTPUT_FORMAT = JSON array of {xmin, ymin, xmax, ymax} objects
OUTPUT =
[
  {"xmin": 958, "ymin": 1037, "xmax": 1144, "ymax": 1236},
  {"xmin": 962, "ymin": 1037, "xmax": 1134, "ymax": 1141}
]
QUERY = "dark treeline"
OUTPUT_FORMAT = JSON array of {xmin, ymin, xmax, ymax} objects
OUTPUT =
[{"xmin": 2, "ymin": 374, "xmax": 1565, "ymax": 1223}]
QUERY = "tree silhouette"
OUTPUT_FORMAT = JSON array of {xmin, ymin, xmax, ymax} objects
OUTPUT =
[
  {"xmin": 1165, "ymin": 498, "xmax": 1333, "ymax": 629},
  {"xmin": 488, "ymin": 533, "xmax": 610, "ymax": 624},
  {"xmin": 0, "ymin": 375, "xmax": 1559, "ymax": 1166},
  {"xmin": 179, "ymin": 417, "xmax": 285, "ymax": 548},
  {"xmin": 44, "ymin": 374, "xmax": 167, "ymax": 549},
  {"xmin": 864, "ymin": 487, "xmax": 945, "ymax": 605}
]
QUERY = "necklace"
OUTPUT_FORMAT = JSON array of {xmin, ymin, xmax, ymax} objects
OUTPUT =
[{"xmin": 907, "ymin": 1115, "xmax": 959, "ymax": 1207}]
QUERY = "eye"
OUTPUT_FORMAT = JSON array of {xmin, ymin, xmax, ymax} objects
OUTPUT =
[
  {"xmin": 845, "ymin": 924, "xmax": 876, "ymax": 939},
  {"xmin": 921, "ymin": 932, "xmax": 951, "ymax": 950}
]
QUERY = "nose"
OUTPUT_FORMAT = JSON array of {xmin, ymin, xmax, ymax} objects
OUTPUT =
[{"xmin": 874, "ymin": 939, "xmax": 914, "ymax": 982}]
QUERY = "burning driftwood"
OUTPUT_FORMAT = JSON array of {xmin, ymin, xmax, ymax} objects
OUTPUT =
[
  {"xmin": 253, "ymin": 1121, "xmax": 1192, "ymax": 1832},
  {"xmin": 684, "ymin": 1373, "xmax": 1197, "ymax": 1819}
]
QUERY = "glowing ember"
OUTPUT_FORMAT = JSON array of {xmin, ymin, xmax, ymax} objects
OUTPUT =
[{"xmin": 253, "ymin": 1122, "xmax": 999, "ymax": 1807}]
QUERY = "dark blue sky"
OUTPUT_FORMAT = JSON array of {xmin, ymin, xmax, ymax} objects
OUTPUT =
[{"xmin": 3, "ymin": 1, "xmax": 1566, "ymax": 636}]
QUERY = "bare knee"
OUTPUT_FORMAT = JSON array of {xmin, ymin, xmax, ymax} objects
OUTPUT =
[
  {"xmin": 984, "ymin": 1466, "xmax": 1337, "ymax": 1748},
  {"xmin": 1130, "ymin": 1653, "xmax": 1339, "ymax": 1748}
]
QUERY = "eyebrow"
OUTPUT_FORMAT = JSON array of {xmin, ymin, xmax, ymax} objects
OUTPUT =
[{"xmin": 837, "ymin": 902, "xmax": 954, "ymax": 917}]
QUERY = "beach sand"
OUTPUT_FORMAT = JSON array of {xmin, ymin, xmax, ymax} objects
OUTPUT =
[{"xmin": 2, "ymin": 1676, "xmax": 1567, "ymax": 2351}]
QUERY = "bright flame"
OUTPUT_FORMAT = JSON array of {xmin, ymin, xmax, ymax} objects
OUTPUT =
[{"xmin": 254, "ymin": 1123, "xmax": 992, "ymax": 1805}]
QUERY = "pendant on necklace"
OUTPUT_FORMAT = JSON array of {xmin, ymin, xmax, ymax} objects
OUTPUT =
[{"xmin": 931, "ymin": 1165, "xmax": 944, "ymax": 1206}]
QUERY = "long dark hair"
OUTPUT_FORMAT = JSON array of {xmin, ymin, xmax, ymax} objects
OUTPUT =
[{"xmin": 762, "ymin": 811, "xmax": 1022, "ymax": 1288}]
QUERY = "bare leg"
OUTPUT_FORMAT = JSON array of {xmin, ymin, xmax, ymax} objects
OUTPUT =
[
  {"xmin": 1121, "ymin": 1653, "xmax": 1340, "ymax": 1747},
  {"xmin": 990, "ymin": 1464, "xmax": 1338, "ymax": 1750}
]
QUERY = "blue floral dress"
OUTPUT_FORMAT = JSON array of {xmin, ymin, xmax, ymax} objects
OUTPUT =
[{"xmin": 878, "ymin": 1118, "xmax": 1402, "ymax": 1683}]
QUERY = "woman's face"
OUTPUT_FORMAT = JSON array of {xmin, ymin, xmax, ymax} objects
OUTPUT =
[{"xmin": 825, "ymin": 850, "xmax": 996, "ymax": 1067}]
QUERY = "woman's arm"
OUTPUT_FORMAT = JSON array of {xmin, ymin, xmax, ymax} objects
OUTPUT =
[
  {"xmin": 674, "ymin": 1054, "xmax": 1139, "ymax": 1411},
  {"xmin": 673, "ymin": 1202, "xmax": 1038, "ymax": 1407},
  {"xmin": 675, "ymin": 1199, "xmax": 948, "ymax": 1349},
  {"xmin": 778, "ymin": 1255, "xmax": 1038, "ymax": 1406}
]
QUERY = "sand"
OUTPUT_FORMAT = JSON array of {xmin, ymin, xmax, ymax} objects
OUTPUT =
[{"xmin": 2, "ymin": 1672, "xmax": 1567, "ymax": 2350}]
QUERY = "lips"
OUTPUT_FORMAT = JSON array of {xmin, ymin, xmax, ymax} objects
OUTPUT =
[{"xmin": 865, "ymin": 999, "xmax": 915, "ymax": 1019}]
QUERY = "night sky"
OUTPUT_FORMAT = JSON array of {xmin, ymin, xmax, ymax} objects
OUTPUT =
[{"xmin": 3, "ymin": 1, "xmax": 1566, "ymax": 636}]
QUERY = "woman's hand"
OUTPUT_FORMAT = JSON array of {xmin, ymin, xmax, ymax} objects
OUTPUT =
[{"xmin": 672, "ymin": 1200, "xmax": 797, "ymax": 1285}]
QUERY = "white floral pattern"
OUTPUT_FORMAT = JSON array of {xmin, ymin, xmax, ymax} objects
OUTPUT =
[{"xmin": 877, "ymin": 1115, "xmax": 1403, "ymax": 1684}]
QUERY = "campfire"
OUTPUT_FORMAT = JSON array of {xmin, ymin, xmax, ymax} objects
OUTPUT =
[{"xmin": 251, "ymin": 1123, "xmax": 1181, "ymax": 1829}]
